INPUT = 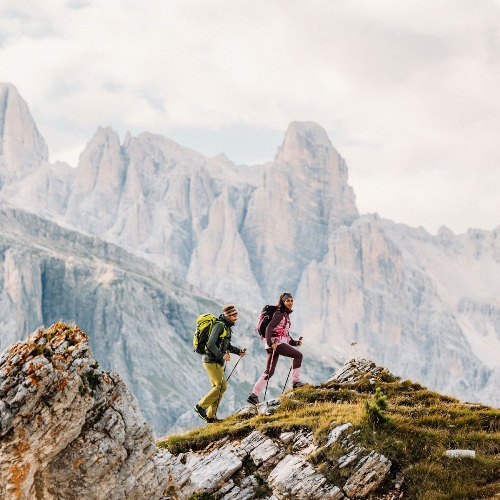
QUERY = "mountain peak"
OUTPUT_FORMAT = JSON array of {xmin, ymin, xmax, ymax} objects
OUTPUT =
[
  {"xmin": 275, "ymin": 121, "xmax": 335, "ymax": 165},
  {"xmin": 286, "ymin": 120, "xmax": 331, "ymax": 142},
  {"xmin": 0, "ymin": 83, "xmax": 48, "ymax": 183}
]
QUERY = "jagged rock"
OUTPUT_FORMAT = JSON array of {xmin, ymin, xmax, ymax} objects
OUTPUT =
[
  {"xmin": 257, "ymin": 397, "xmax": 281, "ymax": 415},
  {"xmin": 234, "ymin": 398, "xmax": 283, "ymax": 417},
  {"xmin": 154, "ymin": 448, "xmax": 192, "ymax": 493},
  {"xmin": 219, "ymin": 475, "xmax": 260, "ymax": 500},
  {"xmin": 268, "ymin": 454, "xmax": 344, "ymax": 499},
  {"xmin": 325, "ymin": 422, "xmax": 353, "ymax": 447},
  {"xmin": 0, "ymin": 324, "xmax": 167, "ymax": 500},
  {"xmin": 338, "ymin": 446, "xmax": 366, "ymax": 469},
  {"xmin": 160, "ymin": 430, "xmax": 282, "ymax": 497},
  {"xmin": 343, "ymin": 450, "xmax": 392, "ymax": 497},
  {"xmin": 184, "ymin": 445, "xmax": 243, "ymax": 494},
  {"xmin": 158, "ymin": 429, "xmax": 340, "ymax": 498},
  {"xmin": 279, "ymin": 431, "xmax": 295, "ymax": 444},
  {"xmin": 0, "ymin": 323, "xmax": 394, "ymax": 500},
  {"xmin": 327, "ymin": 359, "xmax": 387, "ymax": 385},
  {"xmin": 241, "ymin": 430, "xmax": 281, "ymax": 466},
  {"xmin": 157, "ymin": 420, "xmax": 396, "ymax": 499},
  {"xmin": 290, "ymin": 429, "xmax": 317, "ymax": 455}
]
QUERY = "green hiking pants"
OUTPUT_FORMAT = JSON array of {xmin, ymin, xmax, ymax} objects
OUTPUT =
[{"xmin": 198, "ymin": 362, "xmax": 227, "ymax": 418}]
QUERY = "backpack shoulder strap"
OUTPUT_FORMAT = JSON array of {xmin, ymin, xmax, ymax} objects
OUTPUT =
[
  {"xmin": 211, "ymin": 319, "xmax": 227, "ymax": 338},
  {"xmin": 219, "ymin": 321, "xmax": 230, "ymax": 339}
]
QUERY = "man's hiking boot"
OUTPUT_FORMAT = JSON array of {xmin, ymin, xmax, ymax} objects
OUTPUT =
[
  {"xmin": 292, "ymin": 381, "xmax": 306, "ymax": 389},
  {"xmin": 247, "ymin": 393, "xmax": 259, "ymax": 405},
  {"xmin": 206, "ymin": 417, "xmax": 222, "ymax": 423},
  {"xmin": 194, "ymin": 404, "xmax": 208, "ymax": 421}
]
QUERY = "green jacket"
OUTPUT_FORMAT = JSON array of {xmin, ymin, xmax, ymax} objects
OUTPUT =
[{"xmin": 203, "ymin": 314, "xmax": 241, "ymax": 366}]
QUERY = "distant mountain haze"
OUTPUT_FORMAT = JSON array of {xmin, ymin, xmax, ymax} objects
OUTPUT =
[{"xmin": 0, "ymin": 82, "xmax": 498, "ymax": 434}]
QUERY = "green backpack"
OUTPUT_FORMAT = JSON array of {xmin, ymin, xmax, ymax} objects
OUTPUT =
[{"xmin": 193, "ymin": 313, "xmax": 226, "ymax": 355}]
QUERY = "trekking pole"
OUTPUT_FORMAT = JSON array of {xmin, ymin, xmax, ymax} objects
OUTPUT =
[
  {"xmin": 263, "ymin": 346, "xmax": 276, "ymax": 404},
  {"xmin": 227, "ymin": 349, "xmax": 246, "ymax": 381},
  {"xmin": 282, "ymin": 364, "xmax": 293, "ymax": 395},
  {"xmin": 282, "ymin": 336, "xmax": 302, "ymax": 394},
  {"xmin": 214, "ymin": 351, "xmax": 229, "ymax": 418}
]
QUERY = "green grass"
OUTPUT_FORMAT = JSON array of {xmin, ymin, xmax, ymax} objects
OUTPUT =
[
  {"xmin": 406, "ymin": 455, "xmax": 500, "ymax": 499},
  {"xmin": 157, "ymin": 378, "xmax": 500, "ymax": 498}
]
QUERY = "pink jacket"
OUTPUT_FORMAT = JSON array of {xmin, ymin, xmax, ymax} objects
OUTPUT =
[{"xmin": 265, "ymin": 309, "xmax": 296, "ymax": 349}]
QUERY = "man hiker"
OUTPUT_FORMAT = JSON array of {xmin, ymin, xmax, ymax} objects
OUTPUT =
[{"xmin": 194, "ymin": 304, "xmax": 246, "ymax": 423}]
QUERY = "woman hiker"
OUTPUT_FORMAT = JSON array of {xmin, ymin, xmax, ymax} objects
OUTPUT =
[
  {"xmin": 194, "ymin": 304, "xmax": 246, "ymax": 423},
  {"xmin": 247, "ymin": 292, "xmax": 305, "ymax": 405}
]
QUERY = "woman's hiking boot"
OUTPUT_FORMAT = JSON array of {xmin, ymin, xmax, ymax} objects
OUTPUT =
[
  {"xmin": 292, "ymin": 381, "xmax": 306, "ymax": 388},
  {"xmin": 247, "ymin": 393, "xmax": 260, "ymax": 405},
  {"xmin": 194, "ymin": 404, "xmax": 208, "ymax": 421}
]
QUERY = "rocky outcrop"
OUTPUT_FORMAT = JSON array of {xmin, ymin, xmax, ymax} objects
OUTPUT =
[
  {"xmin": 158, "ymin": 424, "xmax": 391, "ymax": 499},
  {"xmin": 342, "ymin": 451, "xmax": 391, "ymax": 498},
  {"xmin": 158, "ymin": 361, "xmax": 395, "ymax": 500},
  {"xmin": 156, "ymin": 359, "xmax": 403, "ymax": 498},
  {"xmin": 268, "ymin": 454, "xmax": 345, "ymax": 499},
  {"xmin": 0, "ymin": 323, "xmax": 167, "ymax": 500},
  {"xmin": 326, "ymin": 357, "xmax": 389, "ymax": 385}
]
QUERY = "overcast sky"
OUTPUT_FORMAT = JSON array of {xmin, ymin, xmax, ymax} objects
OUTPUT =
[{"xmin": 1, "ymin": 0, "xmax": 499, "ymax": 234}]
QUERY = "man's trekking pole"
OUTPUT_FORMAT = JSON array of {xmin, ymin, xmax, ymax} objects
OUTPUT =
[
  {"xmin": 227, "ymin": 349, "xmax": 246, "ymax": 381},
  {"xmin": 214, "ymin": 351, "xmax": 229, "ymax": 418},
  {"xmin": 282, "ymin": 336, "xmax": 303, "ymax": 394}
]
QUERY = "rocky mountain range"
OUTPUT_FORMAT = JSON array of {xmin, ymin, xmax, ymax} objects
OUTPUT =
[{"xmin": 0, "ymin": 82, "xmax": 499, "ymax": 437}]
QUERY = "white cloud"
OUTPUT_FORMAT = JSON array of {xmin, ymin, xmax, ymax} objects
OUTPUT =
[{"xmin": 0, "ymin": 0, "xmax": 499, "ymax": 234}]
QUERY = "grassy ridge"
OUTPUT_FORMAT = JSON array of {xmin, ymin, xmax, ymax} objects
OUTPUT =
[{"xmin": 157, "ymin": 373, "xmax": 500, "ymax": 499}]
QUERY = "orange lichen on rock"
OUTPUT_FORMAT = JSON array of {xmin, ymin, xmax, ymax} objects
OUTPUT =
[
  {"xmin": 72, "ymin": 458, "xmax": 85, "ymax": 471},
  {"xmin": 54, "ymin": 376, "xmax": 69, "ymax": 392},
  {"xmin": 6, "ymin": 430, "xmax": 32, "ymax": 499},
  {"xmin": 8, "ymin": 462, "xmax": 31, "ymax": 500}
]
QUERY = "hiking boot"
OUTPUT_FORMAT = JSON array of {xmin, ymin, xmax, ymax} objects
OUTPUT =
[
  {"xmin": 194, "ymin": 404, "xmax": 208, "ymax": 421},
  {"xmin": 292, "ymin": 381, "xmax": 306, "ymax": 389},
  {"xmin": 247, "ymin": 393, "xmax": 260, "ymax": 405},
  {"xmin": 206, "ymin": 417, "xmax": 222, "ymax": 423}
]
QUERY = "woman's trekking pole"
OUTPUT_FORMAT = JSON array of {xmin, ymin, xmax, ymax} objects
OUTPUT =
[
  {"xmin": 263, "ymin": 346, "xmax": 276, "ymax": 403},
  {"xmin": 226, "ymin": 349, "xmax": 246, "ymax": 381},
  {"xmin": 214, "ymin": 351, "xmax": 229, "ymax": 418},
  {"xmin": 281, "ymin": 336, "xmax": 303, "ymax": 394},
  {"xmin": 282, "ymin": 364, "xmax": 293, "ymax": 395}
]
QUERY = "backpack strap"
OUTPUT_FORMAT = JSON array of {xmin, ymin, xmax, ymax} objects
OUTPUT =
[{"xmin": 219, "ymin": 321, "xmax": 229, "ymax": 339}]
